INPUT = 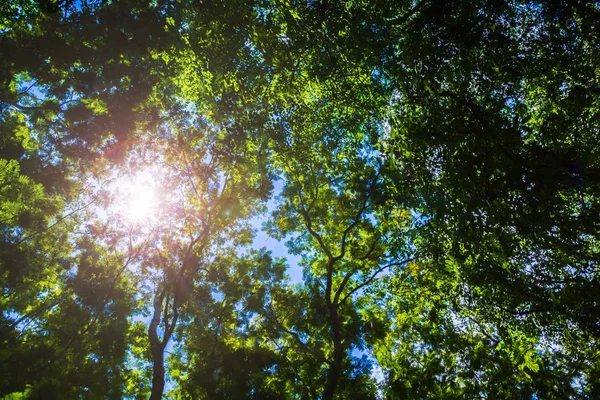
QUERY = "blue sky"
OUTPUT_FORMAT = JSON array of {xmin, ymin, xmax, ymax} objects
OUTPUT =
[{"xmin": 250, "ymin": 179, "xmax": 303, "ymax": 283}]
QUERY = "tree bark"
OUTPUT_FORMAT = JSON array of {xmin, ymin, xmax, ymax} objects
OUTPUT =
[
  {"xmin": 149, "ymin": 342, "xmax": 165, "ymax": 400},
  {"xmin": 149, "ymin": 291, "xmax": 168, "ymax": 400},
  {"xmin": 322, "ymin": 297, "xmax": 344, "ymax": 400},
  {"xmin": 147, "ymin": 241, "xmax": 201, "ymax": 399},
  {"xmin": 322, "ymin": 346, "xmax": 343, "ymax": 400}
]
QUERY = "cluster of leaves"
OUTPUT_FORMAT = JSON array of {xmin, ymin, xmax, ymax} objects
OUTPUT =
[
  {"xmin": 1, "ymin": 0, "xmax": 599, "ymax": 399},
  {"xmin": 378, "ymin": 1, "xmax": 600, "ymax": 397}
]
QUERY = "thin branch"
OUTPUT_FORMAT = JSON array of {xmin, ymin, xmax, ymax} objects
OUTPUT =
[
  {"xmin": 18, "ymin": 198, "xmax": 97, "ymax": 244},
  {"xmin": 334, "ymin": 169, "xmax": 381, "ymax": 263},
  {"xmin": 164, "ymin": 301, "xmax": 179, "ymax": 344},
  {"xmin": 466, "ymin": 315, "xmax": 500, "ymax": 345},
  {"xmin": 295, "ymin": 201, "xmax": 333, "ymax": 261},
  {"xmin": 8, "ymin": 297, "xmax": 62, "ymax": 330},
  {"xmin": 333, "ymin": 189, "xmax": 372, "ymax": 262},
  {"xmin": 358, "ymin": 236, "xmax": 380, "ymax": 261},
  {"xmin": 269, "ymin": 336, "xmax": 319, "ymax": 399},
  {"xmin": 162, "ymin": 292, "xmax": 172, "ymax": 335},
  {"xmin": 182, "ymin": 151, "xmax": 206, "ymax": 207},
  {"xmin": 1, "ymin": 98, "xmax": 79, "ymax": 113},
  {"xmin": 340, "ymin": 255, "xmax": 418, "ymax": 304},
  {"xmin": 388, "ymin": 0, "xmax": 429, "ymax": 26},
  {"xmin": 20, "ymin": 79, "xmax": 38, "ymax": 95},
  {"xmin": 268, "ymin": 302, "xmax": 329, "ymax": 365},
  {"xmin": 282, "ymin": 325, "xmax": 330, "ymax": 365},
  {"xmin": 333, "ymin": 267, "xmax": 357, "ymax": 306}
]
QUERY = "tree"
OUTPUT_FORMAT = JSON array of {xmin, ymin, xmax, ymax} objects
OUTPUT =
[
  {"xmin": 167, "ymin": 249, "xmax": 288, "ymax": 399},
  {"xmin": 1, "ymin": 1, "xmax": 179, "ymax": 396},
  {"xmin": 261, "ymin": 86, "xmax": 415, "ymax": 398},
  {"xmin": 2, "ymin": 1, "xmax": 278, "ymax": 397},
  {"xmin": 379, "ymin": 0, "xmax": 600, "ymax": 395},
  {"xmin": 126, "ymin": 113, "xmax": 272, "ymax": 400},
  {"xmin": 2, "ymin": 0, "xmax": 600, "ymax": 398}
]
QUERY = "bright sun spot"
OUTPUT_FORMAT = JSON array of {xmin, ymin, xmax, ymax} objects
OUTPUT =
[
  {"xmin": 117, "ymin": 169, "xmax": 161, "ymax": 222},
  {"xmin": 127, "ymin": 179, "xmax": 157, "ymax": 221},
  {"xmin": 101, "ymin": 165, "xmax": 166, "ymax": 225}
]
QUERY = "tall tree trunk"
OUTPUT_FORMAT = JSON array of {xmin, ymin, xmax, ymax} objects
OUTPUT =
[
  {"xmin": 149, "ymin": 341, "xmax": 165, "ymax": 400},
  {"xmin": 148, "ymin": 290, "xmax": 169, "ymax": 400},
  {"xmin": 147, "ymin": 244, "xmax": 197, "ymax": 399},
  {"xmin": 322, "ymin": 349, "xmax": 343, "ymax": 400},
  {"xmin": 322, "ymin": 301, "xmax": 344, "ymax": 400}
]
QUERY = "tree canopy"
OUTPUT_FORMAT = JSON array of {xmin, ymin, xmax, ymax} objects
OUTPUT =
[{"xmin": 1, "ymin": 0, "xmax": 599, "ymax": 399}]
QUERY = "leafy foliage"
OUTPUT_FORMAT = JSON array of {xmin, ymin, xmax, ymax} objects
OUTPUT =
[{"xmin": 1, "ymin": 0, "xmax": 599, "ymax": 399}]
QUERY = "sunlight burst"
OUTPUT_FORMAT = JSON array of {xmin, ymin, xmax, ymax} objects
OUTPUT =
[
  {"xmin": 120, "ymin": 170, "xmax": 160, "ymax": 222},
  {"xmin": 127, "ymin": 181, "xmax": 157, "ymax": 221}
]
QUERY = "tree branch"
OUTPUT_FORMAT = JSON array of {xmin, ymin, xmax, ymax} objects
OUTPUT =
[
  {"xmin": 340, "ymin": 255, "xmax": 418, "ymax": 304},
  {"xmin": 18, "ymin": 197, "xmax": 97, "ymax": 244},
  {"xmin": 268, "ymin": 302, "xmax": 330, "ymax": 365},
  {"xmin": 296, "ymin": 203, "xmax": 334, "ymax": 261},
  {"xmin": 333, "ymin": 267, "xmax": 357, "ymax": 306},
  {"xmin": 387, "ymin": 0, "xmax": 429, "ymax": 26}
]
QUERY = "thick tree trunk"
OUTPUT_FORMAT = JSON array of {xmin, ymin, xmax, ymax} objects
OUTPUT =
[
  {"xmin": 322, "ymin": 300, "xmax": 344, "ymax": 400},
  {"xmin": 147, "ymin": 245, "xmax": 195, "ymax": 399},
  {"xmin": 322, "ymin": 350, "xmax": 343, "ymax": 400},
  {"xmin": 148, "ymin": 291, "xmax": 168, "ymax": 400},
  {"xmin": 149, "ymin": 343, "xmax": 166, "ymax": 400}
]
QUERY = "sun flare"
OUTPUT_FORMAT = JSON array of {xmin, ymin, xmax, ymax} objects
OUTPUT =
[
  {"xmin": 116, "ymin": 169, "xmax": 161, "ymax": 222},
  {"xmin": 127, "ymin": 180, "xmax": 157, "ymax": 221}
]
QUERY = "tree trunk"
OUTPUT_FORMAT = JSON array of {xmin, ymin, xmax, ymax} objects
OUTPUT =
[
  {"xmin": 149, "ymin": 342, "xmax": 165, "ymax": 400},
  {"xmin": 322, "ymin": 300, "xmax": 344, "ymax": 400},
  {"xmin": 322, "ymin": 350, "xmax": 343, "ymax": 400},
  {"xmin": 148, "ymin": 291, "xmax": 167, "ymax": 400}
]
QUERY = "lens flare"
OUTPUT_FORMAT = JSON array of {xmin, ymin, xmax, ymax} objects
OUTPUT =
[{"xmin": 127, "ymin": 181, "xmax": 157, "ymax": 220}]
